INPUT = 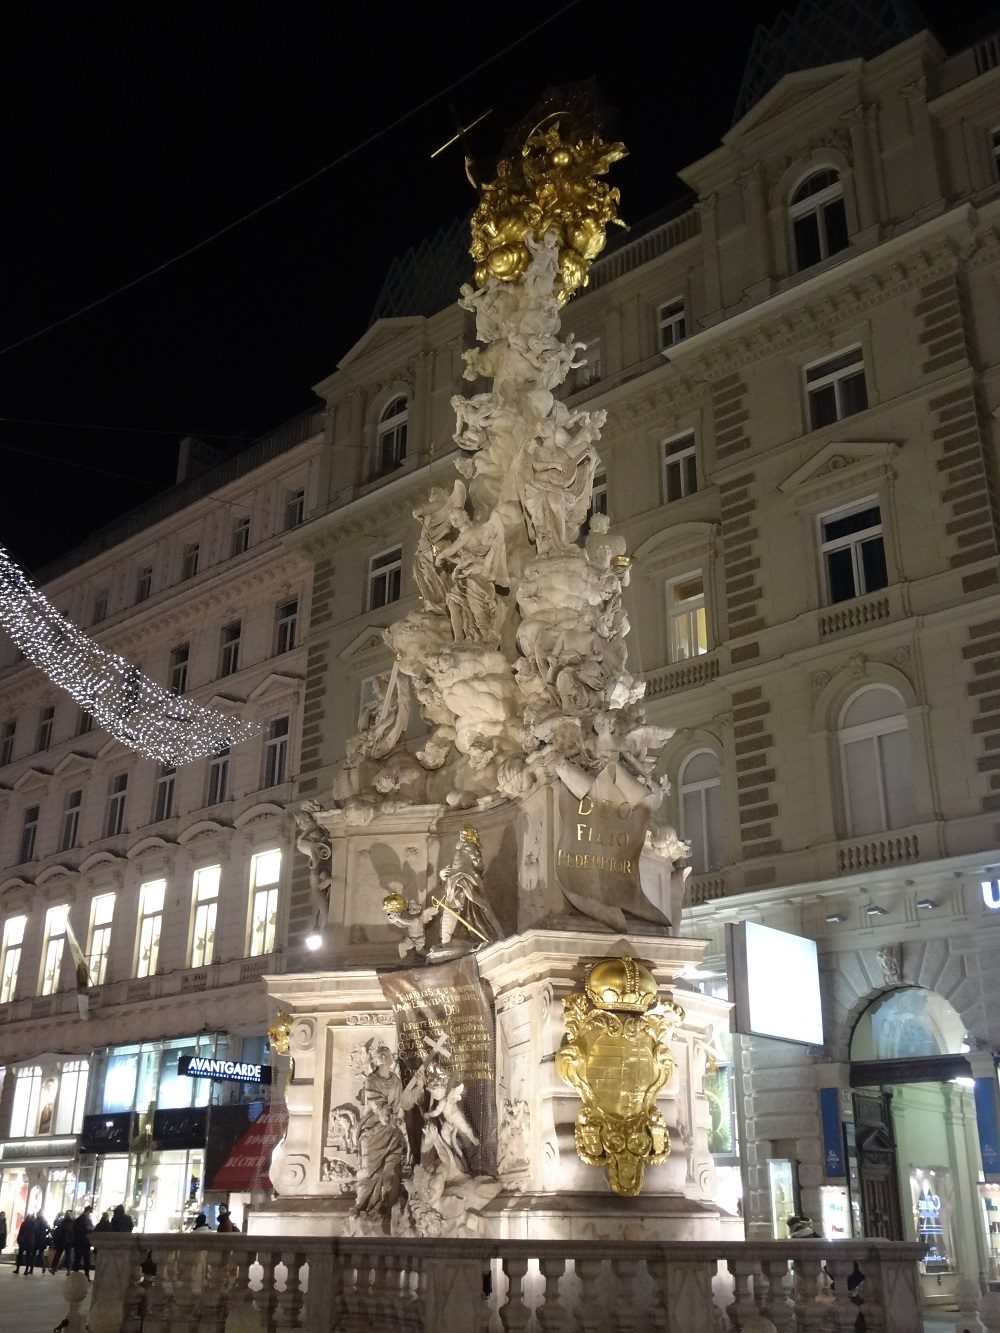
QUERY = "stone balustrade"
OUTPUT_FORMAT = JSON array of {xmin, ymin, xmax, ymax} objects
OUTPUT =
[{"xmin": 83, "ymin": 1233, "xmax": 927, "ymax": 1333}]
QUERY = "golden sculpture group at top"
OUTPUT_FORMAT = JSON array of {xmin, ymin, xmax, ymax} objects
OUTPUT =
[{"xmin": 469, "ymin": 115, "xmax": 626, "ymax": 303}]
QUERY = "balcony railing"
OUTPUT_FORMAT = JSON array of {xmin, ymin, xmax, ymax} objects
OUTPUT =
[
  {"xmin": 646, "ymin": 651, "xmax": 720, "ymax": 697},
  {"xmin": 83, "ymin": 1233, "xmax": 927, "ymax": 1333}
]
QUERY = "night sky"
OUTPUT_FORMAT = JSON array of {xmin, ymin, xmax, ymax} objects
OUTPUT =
[{"xmin": 2, "ymin": 0, "xmax": 997, "ymax": 571}]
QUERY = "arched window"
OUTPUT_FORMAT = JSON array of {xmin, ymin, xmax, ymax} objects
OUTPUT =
[
  {"xmin": 790, "ymin": 168, "xmax": 848, "ymax": 271},
  {"xmin": 839, "ymin": 686, "xmax": 916, "ymax": 837},
  {"xmin": 375, "ymin": 396, "xmax": 408, "ymax": 476},
  {"xmin": 679, "ymin": 749, "xmax": 723, "ymax": 874}
]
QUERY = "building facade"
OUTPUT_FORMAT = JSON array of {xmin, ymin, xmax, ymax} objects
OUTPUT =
[
  {"xmin": 282, "ymin": 14, "xmax": 1000, "ymax": 1302},
  {"xmin": 0, "ymin": 411, "xmax": 321, "ymax": 1235}
]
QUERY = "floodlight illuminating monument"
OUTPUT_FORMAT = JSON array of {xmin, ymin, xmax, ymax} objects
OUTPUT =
[{"xmin": 260, "ymin": 97, "xmax": 735, "ymax": 1243}]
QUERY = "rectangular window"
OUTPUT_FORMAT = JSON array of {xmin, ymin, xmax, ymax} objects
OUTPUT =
[
  {"xmin": 87, "ymin": 894, "xmax": 115, "ymax": 986},
  {"xmin": 219, "ymin": 621, "xmax": 241, "ymax": 677},
  {"xmin": 10, "ymin": 1066, "xmax": 42, "ymax": 1137},
  {"xmin": 206, "ymin": 748, "xmax": 229, "ymax": 805},
  {"xmin": 168, "ymin": 643, "xmax": 189, "ymax": 695},
  {"xmin": 181, "ymin": 541, "xmax": 200, "ymax": 581},
  {"xmin": 105, "ymin": 772, "xmax": 128, "ymax": 837},
  {"xmin": 61, "ymin": 789, "xmax": 83, "ymax": 851},
  {"xmin": 662, "ymin": 433, "xmax": 697, "ymax": 502},
  {"xmin": 153, "ymin": 764, "xmax": 175, "ymax": 822},
  {"xmin": 39, "ymin": 904, "xmax": 69, "ymax": 996},
  {"xmin": 658, "ymin": 298, "xmax": 687, "ymax": 351},
  {"xmin": 231, "ymin": 514, "xmax": 251, "ymax": 556},
  {"xmin": 572, "ymin": 336, "xmax": 602, "ymax": 391},
  {"xmin": 19, "ymin": 804, "xmax": 40, "ymax": 863},
  {"xmin": 190, "ymin": 864, "xmax": 221, "ymax": 967},
  {"xmin": 54, "ymin": 1059, "xmax": 89, "ymax": 1136},
  {"xmin": 819, "ymin": 500, "xmax": 888, "ymax": 604},
  {"xmin": 78, "ymin": 708, "xmax": 93, "ymax": 736},
  {"xmin": 667, "ymin": 573, "xmax": 708, "ymax": 662},
  {"xmin": 284, "ymin": 487, "xmax": 305, "ymax": 530},
  {"xmin": 92, "ymin": 588, "xmax": 109, "ymax": 624},
  {"xmin": 0, "ymin": 718, "xmax": 15, "ymax": 766},
  {"xmin": 263, "ymin": 716, "xmax": 289, "ymax": 788},
  {"xmin": 136, "ymin": 565, "xmax": 153, "ymax": 603},
  {"xmin": 367, "ymin": 547, "xmax": 402, "ymax": 610},
  {"xmin": 136, "ymin": 879, "xmax": 165, "ymax": 978},
  {"xmin": 248, "ymin": 848, "xmax": 281, "ymax": 957},
  {"xmin": 589, "ymin": 470, "xmax": 608, "ymax": 520},
  {"xmin": 805, "ymin": 347, "xmax": 868, "ymax": 430},
  {"xmin": 0, "ymin": 915, "xmax": 26, "ymax": 1003},
  {"xmin": 37, "ymin": 705, "xmax": 55, "ymax": 752},
  {"xmin": 274, "ymin": 599, "xmax": 298, "ymax": 655}
]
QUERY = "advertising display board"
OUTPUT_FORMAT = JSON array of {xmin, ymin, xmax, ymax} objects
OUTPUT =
[{"xmin": 727, "ymin": 921, "xmax": 823, "ymax": 1046}]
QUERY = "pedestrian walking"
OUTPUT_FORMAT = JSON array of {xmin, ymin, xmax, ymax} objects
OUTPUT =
[
  {"xmin": 14, "ymin": 1213, "xmax": 37, "ymax": 1274},
  {"xmin": 0, "ymin": 1210, "xmax": 7, "ymax": 1255},
  {"xmin": 49, "ymin": 1212, "xmax": 74, "ymax": 1274},
  {"xmin": 72, "ymin": 1206, "xmax": 94, "ymax": 1279},
  {"xmin": 32, "ymin": 1213, "xmax": 50, "ymax": 1273},
  {"xmin": 110, "ymin": 1204, "xmax": 134, "ymax": 1233}
]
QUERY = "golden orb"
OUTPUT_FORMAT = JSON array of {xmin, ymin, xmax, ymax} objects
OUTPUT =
[
  {"xmin": 382, "ymin": 892, "xmax": 409, "ymax": 915},
  {"xmin": 586, "ymin": 956, "xmax": 659, "ymax": 1013}
]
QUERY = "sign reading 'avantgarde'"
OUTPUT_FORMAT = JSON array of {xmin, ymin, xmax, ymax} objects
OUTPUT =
[{"xmin": 178, "ymin": 1055, "xmax": 272, "ymax": 1084}]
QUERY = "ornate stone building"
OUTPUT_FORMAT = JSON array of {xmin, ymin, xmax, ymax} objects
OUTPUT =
[{"xmin": 0, "ymin": 413, "xmax": 320, "ymax": 1233}]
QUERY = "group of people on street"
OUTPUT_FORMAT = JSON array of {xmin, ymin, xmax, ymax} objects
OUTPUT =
[{"xmin": 6, "ymin": 1202, "xmax": 134, "ymax": 1277}]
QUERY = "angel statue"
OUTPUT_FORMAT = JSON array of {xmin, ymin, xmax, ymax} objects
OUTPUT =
[
  {"xmin": 292, "ymin": 799, "xmax": 333, "ymax": 915},
  {"xmin": 421, "ymin": 1062, "xmax": 480, "ymax": 1180},
  {"xmin": 436, "ymin": 509, "xmax": 510, "ymax": 645}
]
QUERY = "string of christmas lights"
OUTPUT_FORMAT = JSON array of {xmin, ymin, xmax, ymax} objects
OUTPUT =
[{"xmin": 0, "ymin": 542, "xmax": 260, "ymax": 765}]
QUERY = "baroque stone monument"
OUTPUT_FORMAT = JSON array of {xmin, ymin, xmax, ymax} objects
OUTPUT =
[{"xmin": 260, "ymin": 98, "xmax": 735, "ymax": 1242}]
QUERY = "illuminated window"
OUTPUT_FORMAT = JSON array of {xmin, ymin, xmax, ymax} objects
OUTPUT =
[
  {"xmin": 274, "ymin": 599, "xmax": 298, "ymax": 655},
  {"xmin": 375, "ymin": 396, "xmax": 408, "ymax": 476},
  {"xmin": 679, "ymin": 750, "xmax": 723, "ymax": 874},
  {"xmin": 136, "ymin": 879, "xmax": 165, "ymax": 978},
  {"xmin": 790, "ymin": 168, "xmax": 848, "ymax": 271},
  {"xmin": 0, "ymin": 915, "xmax": 26, "ymax": 1003},
  {"xmin": 19, "ymin": 804, "xmax": 40, "ymax": 863},
  {"xmin": 37, "ymin": 704, "xmax": 55, "ymax": 752},
  {"xmin": 248, "ymin": 849, "xmax": 281, "ymax": 957},
  {"xmin": 819, "ymin": 500, "xmax": 887, "ymax": 604},
  {"xmin": 805, "ymin": 346, "xmax": 867, "ymax": 430},
  {"xmin": 0, "ymin": 718, "xmax": 15, "ymax": 766},
  {"xmin": 190, "ymin": 865, "xmax": 221, "ymax": 968},
  {"xmin": 10, "ymin": 1066, "xmax": 43, "ymax": 1137},
  {"xmin": 231, "ymin": 513, "xmax": 251, "ymax": 556},
  {"xmin": 153, "ymin": 764, "xmax": 175, "ymax": 822},
  {"xmin": 54, "ymin": 1059, "xmax": 89, "ymax": 1136},
  {"xmin": 662, "ymin": 433, "xmax": 697, "ymax": 502},
  {"xmin": 667, "ymin": 573, "xmax": 708, "ymax": 661},
  {"xmin": 657, "ymin": 298, "xmax": 686, "ymax": 351},
  {"xmin": 39, "ymin": 904, "xmax": 69, "ymax": 996},
  {"xmin": 136, "ymin": 565, "xmax": 153, "ymax": 603},
  {"xmin": 61, "ymin": 788, "xmax": 83, "ymax": 851},
  {"xmin": 284, "ymin": 487, "xmax": 305, "ymax": 530},
  {"xmin": 839, "ymin": 686, "xmax": 916, "ymax": 837},
  {"xmin": 206, "ymin": 748, "xmax": 229, "ymax": 806},
  {"xmin": 87, "ymin": 894, "xmax": 115, "ymax": 986},
  {"xmin": 181, "ymin": 542, "xmax": 200, "ymax": 581},
  {"xmin": 168, "ymin": 643, "xmax": 189, "ymax": 695},
  {"xmin": 219, "ymin": 621, "xmax": 241, "ymax": 677},
  {"xmin": 263, "ymin": 717, "xmax": 289, "ymax": 789},
  {"xmin": 105, "ymin": 772, "xmax": 128, "ymax": 837},
  {"xmin": 367, "ymin": 547, "xmax": 402, "ymax": 610}
]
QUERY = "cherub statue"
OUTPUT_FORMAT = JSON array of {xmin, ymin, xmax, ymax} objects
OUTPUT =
[
  {"xmin": 292, "ymin": 800, "xmax": 333, "ymax": 915},
  {"xmin": 382, "ymin": 889, "xmax": 439, "ymax": 959},
  {"xmin": 421, "ymin": 1063, "xmax": 480, "ymax": 1180}
]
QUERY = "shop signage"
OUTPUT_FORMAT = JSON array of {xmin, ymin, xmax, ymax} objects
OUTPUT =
[
  {"xmin": 177, "ymin": 1055, "xmax": 272, "ymax": 1084},
  {"xmin": 975, "ymin": 1076, "xmax": 1000, "ymax": 1179},
  {"xmin": 982, "ymin": 880, "xmax": 1000, "ymax": 910},
  {"xmin": 152, "ymin": 1107, "xmax": 208, "ymax": 1150},
  {"xmin": 727, "ymin": 921, "xmax": 824, "ymax": 1046},
  {"xmin": 819, "ymin": 1087, "xmax": 846, "ymax": 1178},
  {"xmin": 379, "ymin": 955, "xmax": 497, "ymax": 1177},
  {"xmin": 0, "ymin": 1136, "xmax": 79, "ymax": 1164},
  {"xmin": 80, "ymin": 1112, "xmax": 133, "ymax": 1153}
]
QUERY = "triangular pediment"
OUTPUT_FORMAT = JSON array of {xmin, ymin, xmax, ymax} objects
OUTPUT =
[
  {"xmin": 338, "ymin": 627, "xmax": 390, "ymax": 662},
  {"xmin": 726, "ymin": 61, "xmax": 860, "ymax": 140},
  {"xmin": 246, "ymin": 672, "xmax": 303, "ymax": 703},
  {"xmin": 779, "ymin": 440, "xmax": 899, "ymax": 498},
  {"xmin": 633, "ymin": 521, "xmax": 717, "ymax": 571},
  {"xmin": 205, "ymin": 692, "xmax": 246, "ymax": 711},
  {"xmin": 12, "ymin": 767, "xmax": 52, "ymax": 792},
  {"xmin": 332, "ymin": 318, "xmax": 424, "ymax": 372},
  {"xmin": 52, "ymin": 752, "xmax": 97, "ymax": 778}
]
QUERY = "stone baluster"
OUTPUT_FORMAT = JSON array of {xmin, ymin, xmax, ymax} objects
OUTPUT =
[
  {"xmin": 412, "ymin": 1254, "xmax": 431, "ymax": 1333},
  {"xmin": 376, "ymin": 1251, "xmax": 402, "ymax": 1329},
  {"xmin": 823, "ymin": 1255, "xmax": 862, "ymax": 1333},
  {"xmin": 536, "ymin": 1255, "xmax": 568, "ymax": 1333},
  {"xmin": 610, "ymin": 1258, "xmax": 639, "ymax": 1333},
  {"xmin": 172, "ymin": 1246, "xmax": 203, "ymax": 1333},
  {"xmin": 254, "ymin": 1249, "xmax": 279, "ymax": 1332},
  {"xmin": 274, "ymin": 1251, "xmax": 305, "ymax": 1330},
  {"xmin": 145, "ymin": 1247, "xmax": 174, "ymax": 1333},
  {"xmin": 981, "ymin": 1289, "xmax": 1000, "ymax": 1333},
  {"xmin": 200, "ymin": 1246, "xmax": 232, "ymax": 1333},
  {"xmin": 347, "ymin": 1250, "xmax": 373, "ymax": 1331},
  {"xmin": 574, "ymin": 1259, "xmax": 607, "ymax": 1333},
  {"xmin": 63, "ymin": 1270, "xmax": 91, "ymax": 1333},
  {"xmin": 120, "ymin": 1253, "xmax": 148, "ymax": 1333},
  {"xmin": 726, "ymin": 1257, "xmax": 759, "ymax": 1329},
  {"xmin": 759, "ymin": 1258, "xmax": 794, "ymax": 1332},
  {"xmin": 499, "ymin": 1255, "xmax": 531, "ymax": 1332},
  {"xmin": 789, "ymin": 1255, "xmax": 825, "ymax": 1333},
  {"xmin": 224, "ymin": 1250, "xmax": 263, "ymax": 1333}
]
